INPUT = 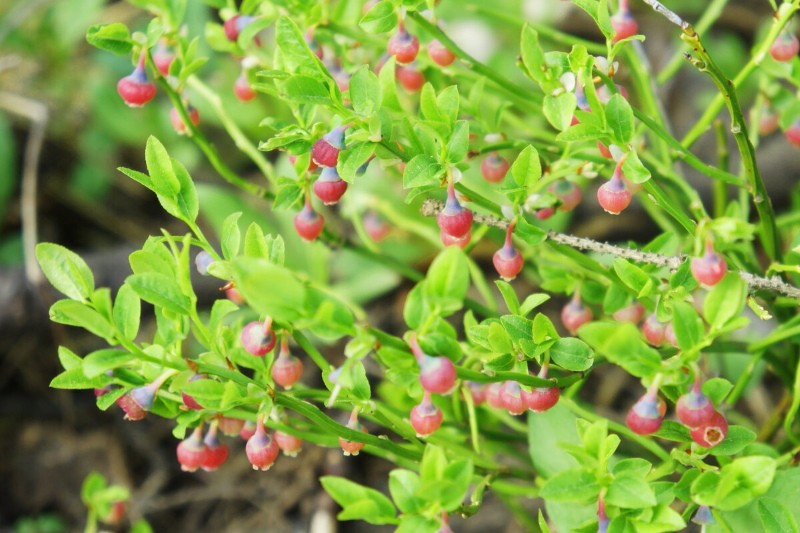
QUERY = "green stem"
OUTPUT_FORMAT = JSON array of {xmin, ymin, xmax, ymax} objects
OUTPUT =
[
  {"xmin": 712, "ymin": 120, "xmax": 729, "ymax": 218},
  {"xmin": 276, "ymin": 392, "xmax": 423, "ymax": 461},
  {"xmin": 681, "ymin": 1, "xmax": 799, "ymax": 149},
  {"xmin": 187, "ymin": 76, "xmax": 277, "ymax": 187},
  {"xmin": 406, "ymin": 12, "xmax": 536, "ymax": 106},
  {"xmin": 655, "ymin": 0, "xmax": 729, "ymax": 84},
  {"xmin": 633, "ymin": 108, "xmax": 743, "ymax": 187},
  {"xmin": 464, "ymin": 4, "xmax": 606, "ymax": 55},
  {"xmin": 292, "ymin": 330, "xmax": 331, "ymax": 371},
  {"xmin": 150, "ymin": 67, "xmax": 264, "ymax": 197},
  {"xmin": 679, "ymin": 24, "xmax": 782, "ymax": 261}
]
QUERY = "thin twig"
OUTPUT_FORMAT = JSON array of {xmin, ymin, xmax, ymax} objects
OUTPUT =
[
  {"xmin": 641, "ymin": 0, "xmax": 787, "ymax": 262},
  {"xmin": 420, "ymin": 199, "xmax": 800, "ymax": 299},
  {"xmin": 0, "ymin": 91, "xmax": 48, "ymax": 286},
  {"xmin": 639, "ymin": 0, "xmax": 688, "ymax": 29}
]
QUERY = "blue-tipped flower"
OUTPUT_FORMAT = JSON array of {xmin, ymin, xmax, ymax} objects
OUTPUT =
[
  {"xmin": 313, "ymin": 166, "xmax": 348, "ymax": 205},
  {"xmin": 691, "ymin": 505, "xmax": 715, "ymax": 526},
  {"xmin": 312, "ymin": 126, "xmax": 347, "ymax": 167},
  {"xmin": 437, "ymin": 183, "xmax": 473, "ymax": 239}
]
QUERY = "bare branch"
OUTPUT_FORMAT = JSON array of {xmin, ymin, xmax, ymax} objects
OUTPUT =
[{"xmin": 420, "ymin": 199, "xmax": 800, "ymax": 299}]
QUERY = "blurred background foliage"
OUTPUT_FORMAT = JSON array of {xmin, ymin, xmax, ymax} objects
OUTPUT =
[{"xmin": 0, "ymin": 0, "xmax": 791, "ymax": 531}]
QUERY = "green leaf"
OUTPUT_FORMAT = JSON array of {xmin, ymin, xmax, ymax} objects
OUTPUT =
[
  {"xmin": 144, "ymin": 136, "xmax": 180, "ymax": 199},
  {"xmin": 437, "ymin": 85, "xmax": 460, "ymax": 126},
  {"xmin": 606, "ymin": 474, "xmax": 657, "ymax": 509},
  {"xmin": 359, "ymin": 0, "xmax": 398, "ymax": 33},
  {"xmin": 126, "ymin": 272, "xmax": 191, "ymax": 314},
  {"xmin": 515, "ymin": 217, "xmax": 547, "ymax": 245},
  {"xmin": 630, "ymin": 504, "xmax": 686, "ymax": 532},
  {"xmin": 704, "ymin": 274, "xmax": 747, "ymax": 329},
  {"xmin": 495, "ymin": 280, "xmax": 520, "ymax": 314},
  {"xmin": 543, "ymin": 93, "xmax": 577, "ymax": 131},
  {"xmin": 396, "ymin": 515, "xmax": 439, "ymax": 533},
  {"xmin": 446, "ymin": 120, "xmax": 469, "ymax": 163},
  {"xmin": 549, "ymin": 337, "xmax": 594, "ymax": 371},
  {"xmin": 528, "ymin": 402, "xmax": 581, "ymax": 477},
  {"xmin": 488, "ymin": 322, "xmax": 513, "ymax": 353},
  {"xmin": 403, "ymin": 154, "xmax": 444, "ymax": 188},
  {"xmin": 612, "ymin": 458, "xmax": 652, "ymax": 477},
  {"xmin": 612, "ymin": 258, "xmax": 653, "ymax": 298},
  {"xmin": 242, "ymin": 222, "xmax": 270, "ymax": 259},
  {"xmin": 710, "ymin": 426, "xmax": 757, "ymax": 456},
  {"xmin": 168, "ymin": 158, "xmax": 199, "ymax": 224},
  {"xmin": 440, "ymin": 459, "xmax": 474, "ymax": 511},
  {"xmin": 540, "ymin": 469, "xmax": 599, "ymax": 502},
  {"xmin": 571, "ymin": 0, "xmax": 612, "ymax": 38},
  {"xmin": 579, "ymin": 321, "xmax": 661, "ymax": 378},
  {"xmin": 759, "ymin": 498, "xmax": 800, "ymax": 533},
  {"xmin": 275, "ymin": 16, "xmax": 324, "ymax": 76},
  {"xmin": 283, "ymin": 75, "xmax": 332, "ymax": 105},
  {"xmin": 350, "ymin": 65, "xmax": 381, "ymax": 117},
  {"xmin": 692, "ymin": 456, "xmax": 777, "ymax": 511},
  {"xmin": 520, "ymin": 293, "xmax": 550, "ymax": 316},
  {"xmin": 520, "ymin": 25, "xmax": 548, "ymax": 85},
  {"xmin": 420, "ymin": 444, "xmax": 448, "ymax": 483},
  {"xmin": 36, "ymin": 243, "xmax": 95, "ymax": 301},
  {"xmin": 622, "ymin": 151, "xmax": 651, "ymax": 183},
  {"xmin": 420, "ymin": 83, "xmax": 443, "ymax": 123},
  {"xmin": 671, "ymin": 301, "xmax": 704, "ymax": 351},
  {"xmin": 510, "ymin": 145, "xmax": 542, "ymax": 188},
  {"xmin": 532, "ymin": 312, "xmax": 559, "ymax": 343},
  {"xmin": 605, "ymin": 93, "xmax": 634, "ymax": 145},
  {"xmin": 338, "ymin": 142, "xmax": 376, "ymax": 182},
  {"xmin": 58, "ymin": 346, "xmax": 82, "ymax": 371},
  {"xmin": 320, "ymin": 476, "xmax": 398, "ymax": 525},
  {"xmin": 218, "ymin": 380, "xmax": 245, "ymax": 410},
  {"xmin": 389, "ymin": 470, "xmax": 424, "ymax": 514},
  {"xmin": 499, "ymin": 315, "xmax": 533, "ymax": 345},
  {"xmin": 86, "ymin": 23, "xmax": 132, "ymax": 55},
  {"xmin": 49, "ymin": 300, "xmax": 115, "ymax": 340},
  {"xmin": 424, "ymin": 246, "xmax": 469, "ymax": 312},
  {"xmin": 556, "ymin": 122, "xmax": 606, "ymax": 142},
  {"xmin": 81, "ymin": 471, "xmax": 107, "ymax": 502},
  {"xmin": 129, "ymin": 249, "xmax": 174, "ymax": 277},
  {"xmin": 233, "ymin": 257, "xmax": 307, "ymax": 322},
  {"xmin": 83, "ymin": 349, "xmax": 134, "ymax": 378},
  {"xmin": 182, "ymin": 378, "xmax": 224, "ymax": 405},
  {"xmin": 403, "ymin": 282, "xmax": 429, "ymax": 329},
  {"xmin": 702, "ymin": 377, "xmax": 733, "ymax": 405},
  {"xmin": 50, "ymin": 367, "xmax": 110, "ymax": 390},
  {"xmin": 336, "ymin": 360, "xmax": 371, "ymax": 400},
  {"xmin": 220, "ymin": 212, "xmax": 242, "ymax": 259},
  {"xmin": 113, "ymin": 284, "xmax": 141, "ymax": 342}
]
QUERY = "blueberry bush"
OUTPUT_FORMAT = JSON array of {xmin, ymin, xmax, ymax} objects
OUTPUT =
[{"xmin": 35, "ymin": 0, "xmax": 800, "ymax": 531}]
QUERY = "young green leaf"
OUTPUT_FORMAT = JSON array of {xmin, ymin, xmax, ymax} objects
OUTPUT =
[
  {"xmin": 549, "ymin": 337, "xmax": 594, "ymax": 371},
  {"xmin": 543, "ymin": 93, "xmax": 577, "ymax": 132},
  {"xmin": 510, "ymin": 145, "xmax": 542, "ymax": 188},
  {"xmin": 126, "ymin": 272, "xmax": 191, "ymax": 315},
  {"xmin": 605, "ymin": 93, "xmax": 634, "ymax": 145},
  {"xmin": 82, "ymin": 349, "xmax": 134, "ymax": 378},
  {"xmin": 350, "ymin": 65, "xmax": 381, "ymax": 117},
  {"xmin": 403, "ymin": 154, "xmax": 444, "ymax": 189},
  {"xmin": 36, "ymin": 243, "xmax": 95, "ymax": 301},
  {"xmin": 49, "ymin": 300, "xmax": 115, "ymax": 340},
  {"xmin": 359, "ymin": 1, "xmax": 398, "ymax": 34},
  {"xmin": 320, "ymin": 476, "xmax": 398, "ymax": 525},
  {"xmin": 113, "ymin": 284, "xmax": 141, "ymax": 342},
  {"xmin": 86, "ymin": 23, "xmax": 132, "ymax": 55}
]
